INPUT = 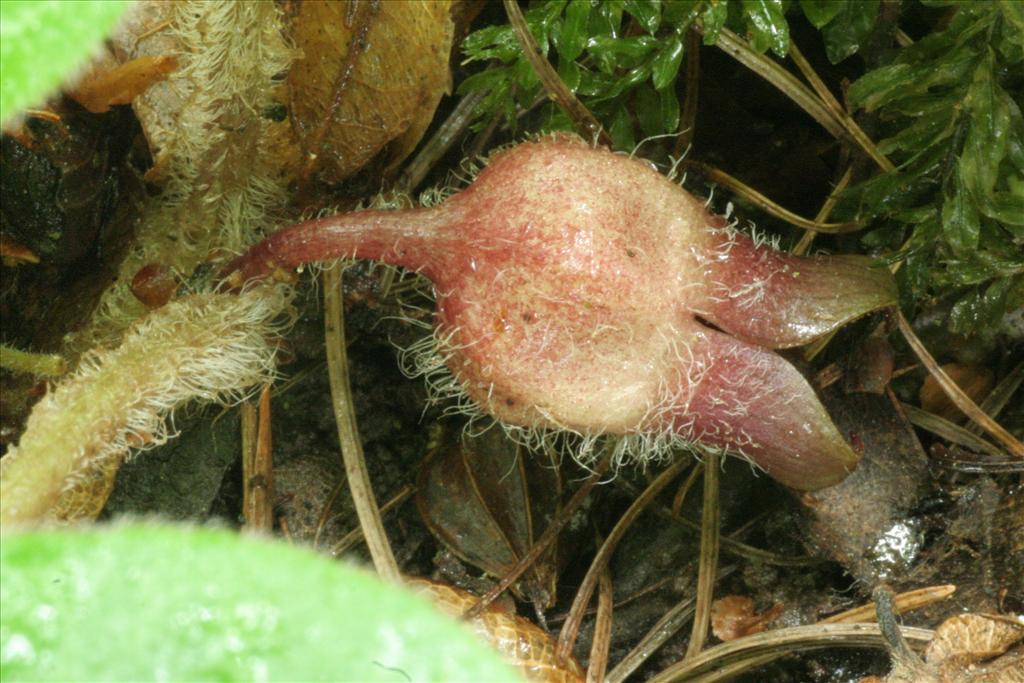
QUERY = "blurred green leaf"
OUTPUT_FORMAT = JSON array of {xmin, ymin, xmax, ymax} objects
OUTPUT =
[
  {"xmin": 701, "ymin": 1, "xmax": 730, "ymax": 45},
  {"xmin": 800, "ymin": 0, "xmax": 843, "ymax": 28},
  {"xmin": 820, "ymin": 0, "xmax": 881, "ymax": 63},
  {"xmin": 556, "ymin": 0, "xmax": 591, "ymax": 62},
  {"xmin": 0, "ymin": 0, "xmax": 130, "ymax": 123},
  {"xmin": 651, "ymin": 34, "xmax": 685, "ymax": 90},
  {"xmin": 0, "ymin": 525, "xmax": 517, "ymax": 682},
  {"xmin": 942, "ymin": 165, "xmax": 981, "ymax": 253},
  {"xmin": 741, "ymin": 0, "xmax": 790, "ymax": 56},
  {"xmin": 625, "ymin": 0, "xmax": 662, "ymax": 34}
]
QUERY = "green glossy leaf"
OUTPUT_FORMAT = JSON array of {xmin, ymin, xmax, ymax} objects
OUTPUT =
[
  {"xmin": 942, "ymin": 164, "xmax": 981, "ymax": 253},
  {"xmin": 651, "ymin": 34, "xmax": 685, "ymax": 90},
  {"xmin": 949, "ymin": 276, "xmax": 1017, "ymax": 334},
  {"xmin": 701, "ymin": 0, "xmax": 729, "ymax": 45},
  {"xmin": 0, "ymin": 525, "xmax": 517, "ymax": 682},
  {"xmin": 624, "ymin": 0, "xmax": 661, "ymax": 34},
  {"xmin": 556, "ymin": 0, "xmax": 591, "ymax": 62},
  {"xmin": 462, "ymin": 24, "xmax": 520, "ymax": 63},
  {"xmin": 608, "ymin": 103, "xmax": 636, "ymax": 151},
  {"xmin": 742, "ymin": 0, "xmax": 790, "ymax": 56},
  {"xmin": 0, "ymin": 0, "xmax": 130, "ymax": 123},
  {"xmin": 660, "ymin": 79, "xmax": 681, "ymax": 133},
  {"xmin": 636, "ymin": 83, "xmax": 663, "ymax": 138},
  {"xmin": 877, "ymin": 105, "xmax": 956, "ymax": 155},
  {"xmin": 588, "ymin": 34, "xmax": 658, "ymax": 72},
  {"xmin": 1001, "ymin": 0, "xmax": 1024, "ymax": 50},
  {"xmin": 800, "ymin": 0, "xmax": 842, "ymax": 28},
  {"xmin": 961, "ymin": 50, "xmax": 1011, "ymax": 201},
  {"xmin": 663, "ymin": 0, "xmax": 703, "ymax": 27},
  {"xmin": 821, "ymin": 0, "xmax": 880, "ymax": 63},
  {"xmin": 849, "ymin": 43, "xmax": 978, "ymax": 112},
  {"xmin": 589, "ymin": 0, "xmax": 625, "ymax": 37}
]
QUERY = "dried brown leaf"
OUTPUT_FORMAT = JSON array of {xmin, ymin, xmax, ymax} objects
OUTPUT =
[
  {"xmin": 69, "ymin": 55, "xmax": 178, "ymax": 114},
  {"xmin": 920, "ymin": 364, "xmax": 995, "ymax": 424},
  {"xmin": 411, "ymin": 578, "xmax": 585, "ymax": 683},
  {"xmin": 287, "ymin": 0, "xmax": 453, "ymax": 183},
  {"xmin": 416, "ymin": 428, "xmax": 562, "ymax": 610},
  {"xmin": 711, "ymin": 595, "xmax": 784, "ymax": 641}
]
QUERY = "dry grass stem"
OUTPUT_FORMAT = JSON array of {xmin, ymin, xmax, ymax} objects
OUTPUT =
[
  {"xmin": 586, "ymin": 568, "xmax": 614, "ymax": 683},
  {"xmin": 706, "ymin": 26, "xmax": 893, "ymax": 173},
  {"xmin": 648, "ymin": 623, "xmax": 934, "ymax": 683},
  {"xmin": 685, "ymin": 452, "xmax": 721, "ymax": 659},
  {"xmin": 328, "ymin": 485, "xmax": 416, "ymax": 557},
  {"xmin": 396, "ymin": 88, "xmax": 489, "ymax": 194},
  {"xmin": 242, "ymin": 385, "xmax": 275, "ymax": 533},
  {"xmin": 687, "ymin": 162, "xmax": 861, "ymax": 233},
  {"xmin": 502, "ymin": 0, "xmax": 609, "ymax": 146},
  {"xmin": 820, "ymin": 584, "xmax": 957, "ymax": 624},
  {"xmin": 323, "ymin": 263, "xmax": 401, "ymax": 583},
  {"xmin": 967, "ymin": 361, "xmax": 1023, "ymax": 435},
  {"xmin": 896, "ymin": 310, "xmax": 1024, "ymax": 458},
  {"xmin": 899, "ymin": 403, "xmax": 1007, "ymax": 458},
  {"xmin": 793, "ymin": 166, "xmax": 854, "ymax": 257},
  {"xmin": 556, "ymin": 458, "xmax": 691, "ymax": 662},
  {"xmin": 671, "ymin": 461, "xmax": 702, "ymax": 516},
  {"xmin": 464, "ymin": 452, "xmax": 612, "ymax": 621}
]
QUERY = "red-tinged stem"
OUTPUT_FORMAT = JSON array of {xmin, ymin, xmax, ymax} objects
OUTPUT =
[{"xmin": 221, "ymin": 206, "xmax": 456, "ymax": 288}]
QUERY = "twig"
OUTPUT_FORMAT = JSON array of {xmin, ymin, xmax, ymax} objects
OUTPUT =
[
  {"xmin": 703, "ymin": 26, "xmax": 893, "ymax": 173},
  {"xmin": 895, "ymin": 310, "xmax": 1024, "ymax": 458},
  {"xmin": 899, "ymin": 403, "xmax": 1006, "ymax": 458},
  {"xmin": 820, "ymin": 584, "xmax": 956, "ymax": 624},
  {"xmin": 395, "ymin": 88, "xmax": 488, "ymax": 194},
  {"xmin": 787, "ymin": 41, "xmax": 893, "ymax": 172},
  {"xmin": 605, "ymin": 565, "xmax": 737, "ymax": 683},
  {"xmin": 502, "ymin": 0, "xmax": 610, "ymax": 145},
  {"xmin": 684, "ymin": 452, "xmax": 720, "ymax": 659},
  {"xmin": 242, "ymin": 386, "xmax": 274, "ymax": 534},
  {"xmin": 687, "ymin": 162, "xmax": 861, "ymax": 233},
  {"xmin": 586, "ymin": 567, "xmax": 614, "ymax": 683},
  {"xmin": 873, "ymin": 585, "xmax": 925, "ymax": 667},
  {"xmin": 556, "ymin": 458, "xmax": 690, "ymax": 662},
  {"xmin": 328, "ymin": 484, "xmax": 416, "ymax": 557},
  {"xmin": 674, "ymin": 27, "xmax": 701, "ymax": 156},
  {"xmin": 671, "ymin": 461, "xmax": 702, "ymax": 516},
  {"xmin": 967, "ymin": 360, "xmax": 1023, "ymax": 435},
  {"xmin": 646, "ymin": 622, "xmax": 934, "ymax": 683},
  {"xmin": 323, "ymin": 263, "xmax": 401, "ymax": 582},
  {"xmin": 793, "ymin": 166, "xmax": 854, "ymax": 257},
  {"xmin": 464, "ymin": 452, "xmax": 612, "ymax": 620}
]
